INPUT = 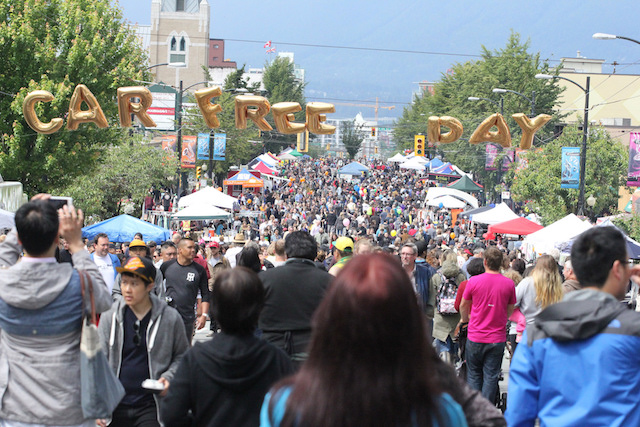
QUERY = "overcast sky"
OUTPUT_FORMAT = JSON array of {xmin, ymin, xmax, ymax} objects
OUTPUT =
[{"xmin": 116, "ymin": 0, "xmax": 640, "ymax": 120}]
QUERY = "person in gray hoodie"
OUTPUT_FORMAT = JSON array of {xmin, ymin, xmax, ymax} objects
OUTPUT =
[
  {"xmin": 97, "ymin": 255, "xmax": 189, "ymax": 427},
  {"xmin": 0, "ymin": 197, "xmax": 112, "ymax": 427}
]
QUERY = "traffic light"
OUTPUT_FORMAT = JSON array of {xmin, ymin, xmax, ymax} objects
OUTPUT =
[
  {"xmin": 414, "ymin": 135, "xmax": 425, "ymax": 157},
  {"xmin": 371, "ymin": 127, "xmax": 376, "ymax": 137},
  {"xmin": 297, "ymin": 131, "xmax": 309, "ymax": 153},
  {"xmin": 196, "ymin": 166, "xmax": 202, "ymax": 180}
]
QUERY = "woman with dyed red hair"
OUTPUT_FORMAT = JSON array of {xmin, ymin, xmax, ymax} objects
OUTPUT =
[{"xmin": 260, "ymin": 253, "xmax": 468, "ymax": 427}]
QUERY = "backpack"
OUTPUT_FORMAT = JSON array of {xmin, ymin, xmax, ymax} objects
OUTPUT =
[{"xmin": 436, "ymin": 273, "xmax": 459, "ymax": 315}]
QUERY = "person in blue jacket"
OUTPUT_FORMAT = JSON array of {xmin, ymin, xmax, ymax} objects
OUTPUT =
[{"xmin": 506, "ymin": 226, "xmax": 640, "ymax": 427}]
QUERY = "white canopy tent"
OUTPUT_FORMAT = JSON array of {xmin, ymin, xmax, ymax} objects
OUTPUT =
[
  {"xmin": 521, "ymin": 214, "xmax": 593, "ymax": 259},
  {"xmin": 413, "ymin": 156, "xmax": 429, "ymax": 164},
  {"xmin": 172, "ymin": 204, "xmax": 232, "ymax": 221},
  {"xmin": 177, "ymin": 186, "xmax": 237, "ymax": 210},
  {"xmin": 256, "ymin": 154, "xmax": 279, "ymax": 168},
  {"xmin": 278, "ymin": 152, "xmax": 297, "ymax": 161},
  {"xmin": 426, "ymin": 195, "xmax": 467, "ymax": 209},
  {"xmin": 425, "ymin": 187, "xmax": 478, "ymax": 209},
  {"xmin": 471, "ymin": 202, "xmax": 518, "ymax": 225},
  {"xmin": 399, "ymin": 157, "xmax": 427, "ymax": 171},
  {"xmin": 387, "ymin": 153, "xmax": 407, "ymax": 163}
]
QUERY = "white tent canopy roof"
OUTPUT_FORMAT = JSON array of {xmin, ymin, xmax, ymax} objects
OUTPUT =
[
  {"xmin": 387, "ymin": 153, "xmax": 407, "ymax": 163},
  {"xmin": 177, "ymin": 186, "xmax": 237, "ymax": 210},
  {"xmin": 471, "ymin": 202, "xmax": 518, "ymax": 225},
  {"xmin": 521, "ymin": 214, "xmax": 593, "ymax": 258},
  {"xmin": 172, "ymin": 204, "xmax": 232, "ymax": 221},
  {"xmin": 278, "ymin": 152, "xmax": 297, "ymax": 160},
  {"xmin": 425, "ymin": 187, "xmax": 478, "ymax": 209},
  {"xmin": 256, "ymin": 154, "xmax": 278, "ymax": 167},
  {"xmin": 426, "ymin": 195, "xmax": 466, "ymax": 209},
  {"xmin": 399, "ymin": 157, "xmax": 427, "ymax": 171}
]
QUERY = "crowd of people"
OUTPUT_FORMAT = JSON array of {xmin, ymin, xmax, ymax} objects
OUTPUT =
[{"xmin": 1, "ymin": 154, "xmax": 640, "ymax": 426}]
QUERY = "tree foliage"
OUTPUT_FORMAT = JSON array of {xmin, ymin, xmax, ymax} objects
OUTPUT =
[
  {"xmin": 0, "ymin": 0, "xmax": 150, "ymax": 195},
  {"xmin": 394, "ymin": 32, "xmax": 563, "ymax": 198},
  {"xmin": 509, "ymin": 125, "xmax": 627, "ymax": 225},
  {"xmin": 63, "ymin": 142, "xmax": 178, "ymax": 221},
  {"xmin": 341, "ymin": 120, "xmax": 366, "ymax": 159},
  {"xmin": 261, "ymin": 56, "xmax": 306, "ymax": 153}
]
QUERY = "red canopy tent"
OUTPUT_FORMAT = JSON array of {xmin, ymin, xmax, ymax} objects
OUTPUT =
[
  {"xmin": 251, "ymin": 160, "xmax": 279, "ymax": 176},
  {"xmin": 488, "ymin": 217, "xmax": 543, "ymax": 236}
]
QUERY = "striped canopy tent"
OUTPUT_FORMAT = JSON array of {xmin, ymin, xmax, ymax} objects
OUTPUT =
[
  {"xmin": 223, "ymin": 169, "xmax": 264, "ymax": 188},
  {"xmin": 251, "ymin": 160, "xmax": 279, "ymax": 176}
]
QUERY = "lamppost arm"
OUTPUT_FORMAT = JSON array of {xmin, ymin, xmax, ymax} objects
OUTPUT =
[
  {"xmin": 492, "ymin": 88, "xmax": 535, "ymax": 115},
  {"xmin": 593, "ymin": 33, "xmax": 640, "ymax": 46}
]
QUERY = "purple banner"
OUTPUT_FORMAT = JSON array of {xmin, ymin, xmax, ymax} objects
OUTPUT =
[
  {"xmin": 628, "ymin": 132, "xmax": 640, "ymax": 186},
  {"xmin": 485, "ymin": 145, "xmax": 498, "ymax": 170}
]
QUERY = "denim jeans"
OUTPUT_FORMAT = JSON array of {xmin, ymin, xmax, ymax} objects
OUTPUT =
[
  {"xmin": 434, "ymin": 336, "xmax": 458, "ymax": 362},
  {"xmin": 465, "ymin": 339, "xmax": 505, "ymax": 403}
]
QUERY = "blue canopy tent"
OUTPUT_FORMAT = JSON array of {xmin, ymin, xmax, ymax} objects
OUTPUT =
[
  {"xmin": 338, "ymin": 161, "xmax": 369, "ymax": 176},
  {"xmin": 429, "ymin": 158, "xmax": 444, "ymax": 169},
  {"xmin": 82, "ymin": 214, "xmax": 171, "ymax": 244}
]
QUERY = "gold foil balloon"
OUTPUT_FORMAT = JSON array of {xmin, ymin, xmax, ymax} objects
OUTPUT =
[
  {"xmin": 66, "ymin": 84, "xmax": 108, "ymax": 130},
  {"xmin": 272, "ymin": 102, "xmax": 305, "ymax": 134},
  {"xmin": 306, "ymin": 102, "xmax": 336, "ymax": 135},
  {"xmin": 469, "ymin": 113, "xmax": 511, "ymax": 148},
  {"xmin": 195, "ymin": 87, "xmax": 223, "ymax": 129},
  {"xmin": 428, "ymin": 116, "xmax": 464, "ymax": 144},
  {"xmin": 22, "ymin": 90, "xmax": 63, "ymax": 134},
  {"xmin": 117, "ymin": 86, "xmax": 156, "ymax": 128},
  {"xmin": 235, "ymin": 95, "xmax": 273, "ymax": 131},
  {"xmin": 512, "ymin": 113, "xmax": 552, "ymax": 150}
]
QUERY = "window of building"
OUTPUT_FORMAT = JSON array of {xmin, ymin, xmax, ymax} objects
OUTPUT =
[
  {"xmin": 170, "ymin": 37, "xmax": 176, "ymax": 51},
  {"xmin": 213, "ymin": 57, "xmax": 219, "ymax": 61},
  {"xmin": 169, "ymin": 34, "xmax": 187, "ymax": 64},
  {"xmin": 214, "ymin": 44, "xmax": 219, "ymax": 49},
  {"xmin": 176, "ymin": 0, "xmax": 185, "ymax": 11}
]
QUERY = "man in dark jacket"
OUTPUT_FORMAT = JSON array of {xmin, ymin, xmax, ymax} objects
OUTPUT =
[
  {"xmin": 401, "ymin": 243, "xmax": 437, "ymax": 328},
  {"xmin": 258, "ymin": 231, "xmax": 333, "ymax": 367}
]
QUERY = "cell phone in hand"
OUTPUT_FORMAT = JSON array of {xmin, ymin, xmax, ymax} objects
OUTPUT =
[{"xmin": 48, "ymin": 197, "xmax": 73, "ymax": 211}]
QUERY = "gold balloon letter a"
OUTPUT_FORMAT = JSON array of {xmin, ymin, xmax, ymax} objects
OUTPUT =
[
  {"xmin": 469, "ymin": 113, "xmax": 511, "ymax": 148},
  {"xmin": 66, "ymin": 84, "xmax": 109, "ymax": 130}
]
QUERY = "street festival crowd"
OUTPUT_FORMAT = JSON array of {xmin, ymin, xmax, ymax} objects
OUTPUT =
[{"xmin": 1, "ymin": 156, "xmax": 640, "ymax": 427}]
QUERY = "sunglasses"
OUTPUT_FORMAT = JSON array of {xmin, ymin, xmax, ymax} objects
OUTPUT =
[{"xmin": 133, "ymin": 320, "xmax": 142, "ymax": 346}]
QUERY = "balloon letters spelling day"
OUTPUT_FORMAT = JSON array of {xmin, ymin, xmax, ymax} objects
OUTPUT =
[{"xmin": 21, "ymin": 84, "xmax": 550, "ymax": 149}]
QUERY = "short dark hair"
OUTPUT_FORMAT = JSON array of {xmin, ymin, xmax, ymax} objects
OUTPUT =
[
  {"xmin": 483, "ymin": 247, "xmax": 503, "ymax": 271},
  {"xmin": 161, "ymin": 241, "xmax": 176, "ymax": 251},
  {"xmin": 285, "ymin": 231, "xmax": 317, "ymax": 260},
  {"xmin": 15, "ymin": 201, "xmax": 59, "ymax": 256},
  {"xmin": 94, "ymin": 233, "xmax": 108, "ymax": 244},
  {"xmin": 511, "ymin": 258, "xmax": 526, "ymax": 276},
  {"xmin": 571, "ymin": 227, "xmax": 627, "ymax": 288},
  {"xmin": 467, "ymin": 257, "xmax": 485, "ymax": 277},
  {"xmin": 237, "ymin": 246, "xmax": 262, "ymax": 273},
  {"xmin": 211, "ymin": 267, "xmax": 264, "ymax": 335}
]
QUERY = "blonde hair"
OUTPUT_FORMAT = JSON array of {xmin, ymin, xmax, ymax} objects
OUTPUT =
[
  {"xmin": 503, "ymin": 269, "xmax": 523, "ymax": 287},
  {"xmin": 532, "ymin": 255, "xmax": 563, "ymax": 308}
]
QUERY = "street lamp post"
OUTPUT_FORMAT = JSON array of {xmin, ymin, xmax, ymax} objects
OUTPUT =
[
  {"xmin": 536, "ymin": 73, "xmax": 590, "ymax": 215},
  {"xmin": 593, "ymin": 33, "xmax": 640, "ymax": 46},
  {"xmin": 175, "ymin": 80, "xmax": 212, "ymax": 196},
  {"xmin": 492, "ymin": 88, "xmax": 536, "ymax": 116}
]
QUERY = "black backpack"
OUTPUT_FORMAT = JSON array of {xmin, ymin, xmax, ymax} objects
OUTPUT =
[{"xmin": 436, "ymin": 273, "xmax": 459, "ymax": 315}]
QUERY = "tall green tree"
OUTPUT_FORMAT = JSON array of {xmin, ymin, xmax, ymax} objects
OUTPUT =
[
  {"xmin": 261, "ymin": 56, "xmax": 306, "ymax": 153},
  {"xmin": 394, "ymin": 32, "xmax": 563, "ymax": 198},
  {"xmin": 509, "ymin": 125, "xmax": 627, "ymax": 224},
  {"xmin": 62, "ymin": 142, "xmax": 178, "ymax": 221},
  {"xmin": 0, "ymin": 0, "xmax": 149, "ymax": 195},
  {"xmin": 341, "ymin": 120, "xmax": 366, "ymax": 159}
]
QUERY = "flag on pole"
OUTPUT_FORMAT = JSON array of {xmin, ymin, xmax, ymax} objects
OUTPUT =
[
  {"xmin": 263, "ymin": 41, "xmax": 272, "ymax": 48},
  {"xmin": 266, "ymin": 47, "xmax": 276, "ymax": 54}
]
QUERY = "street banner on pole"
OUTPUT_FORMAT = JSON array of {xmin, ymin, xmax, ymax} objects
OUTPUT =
[
  {"xmin": 181, "ymin": 136, "xmax": 196, "ymax": 168},
  {"xmin": 561, "ymin": 147, "xmax": 580, "ymax": 189},
  {"xmin": 502, "ymin": 149, "xmax": 515, "ymax": 171},
  {"xmin": 213, "ymin": 133, "xmax": 226, "ymax": 161},
  {"xmin": 197, "ymin": 133, "xmax": 210, "ymax": 160},
  {"xmin": 161, "ymin": 135, "xmax": 176, "ymax": 160},
  {"xmin": 628, "ymin": 132, "xmax": 640, "ymax": 187},
  {"xmin": 485, "ymin": 144, "xmax": 498, "ymax": 170}
]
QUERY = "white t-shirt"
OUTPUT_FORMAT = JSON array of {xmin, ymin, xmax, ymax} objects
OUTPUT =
[{"xmin": 93, "ymin": 254, "xmax": 115, "ymax": 293}]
